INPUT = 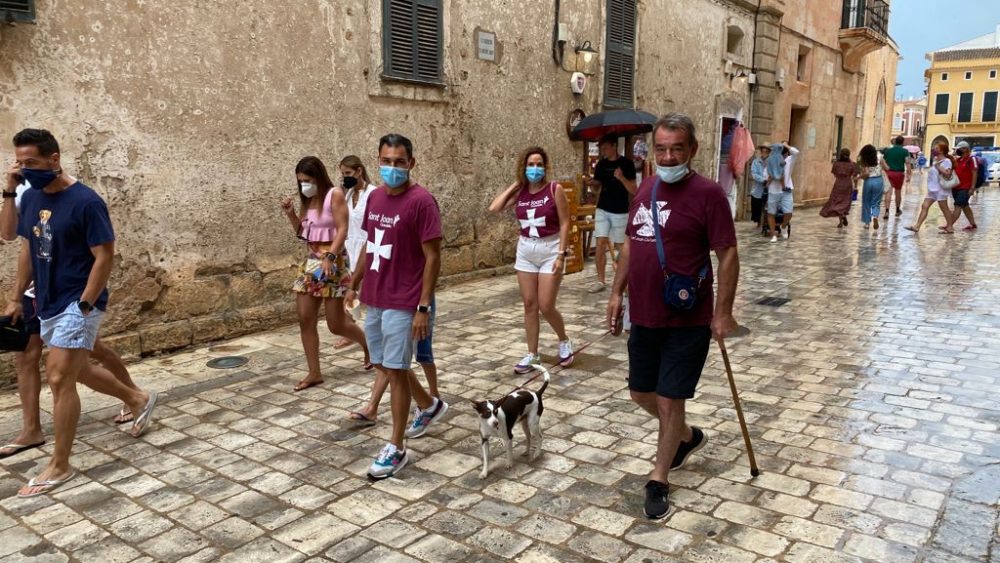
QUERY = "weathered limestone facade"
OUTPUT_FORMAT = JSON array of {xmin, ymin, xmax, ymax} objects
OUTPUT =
[
  {"xmin": 749, "ymin": 0, "xmax": 898, "ymax": 205},
  {"xmin": 0, "ymin": 0, "xmax": 894, "ymax": 364}
]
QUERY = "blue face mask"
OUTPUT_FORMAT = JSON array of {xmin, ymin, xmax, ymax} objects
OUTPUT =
[
  {"xmin": 380, "ymin": 165, "xmax": 409, "ymax": 189},
  {"xmin": 656, "ymin": 160, "xmax": 690, "ymax": 184},
  {"xmin": 20, "ymin": 167, "xmax": 60, "ymax": 190},
  {"xmin": 525, "ymin": 166, "xmax": 545, "ymax": 183}
]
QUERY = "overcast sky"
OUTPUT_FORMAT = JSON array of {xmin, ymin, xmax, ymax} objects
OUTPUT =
[{"xmin": 890, "ymin": 2, "xmax": 999, "ymax": 100}]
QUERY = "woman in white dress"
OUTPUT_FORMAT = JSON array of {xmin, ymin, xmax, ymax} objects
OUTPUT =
[{"xmin": 335, "ymin": 155, "xmax": 378, "ymax": 347}]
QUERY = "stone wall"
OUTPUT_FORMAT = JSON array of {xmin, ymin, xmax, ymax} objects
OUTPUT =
[{"xmin": 0, "ymin": 0, "xmax": 894, "ymax": 379}]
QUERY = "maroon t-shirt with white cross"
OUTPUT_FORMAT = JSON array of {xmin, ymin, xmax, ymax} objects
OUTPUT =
[
  {"xmin": 360, "ymin": 183, "xmax": 442, "ymax": 311},
  {"xmin": 515, "ymin": 182, "xmax": 560, "ymax": 238},
  {"xmin": 626, "ymin": 173, "xmax": 737, "ymax": 328}
]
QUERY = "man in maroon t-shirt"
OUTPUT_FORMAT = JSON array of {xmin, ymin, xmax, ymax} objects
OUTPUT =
[
  {"xmin": 347, "ymin": 133, "xmax": 446, "ymax": 480},
  {"xmin": 607, "ymin": 113, "xmax": 740, "ymax": 519}
]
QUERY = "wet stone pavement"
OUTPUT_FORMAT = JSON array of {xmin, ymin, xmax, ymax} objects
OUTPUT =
[{"xmin": 0, "ymin": 187, "xmax": 998, "ymax": 563}]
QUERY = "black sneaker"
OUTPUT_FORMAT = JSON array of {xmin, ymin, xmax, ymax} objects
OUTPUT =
[
  {"xmin": 644, "ymin": 480, "xmax": 670, "ymax": 519},
  {"xmin": 671, "ymin": 426, "xmax": 707, "ymax": 470}
]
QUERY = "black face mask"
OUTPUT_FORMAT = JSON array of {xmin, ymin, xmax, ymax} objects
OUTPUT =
[{"xmin": 343, "ymin": 176, "xmax": 359, "ymax": 189}]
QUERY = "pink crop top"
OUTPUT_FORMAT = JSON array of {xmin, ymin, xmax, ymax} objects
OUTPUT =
[{"xmin": 300, "ymin": 188, "xmax": 337, "ymax": 242}]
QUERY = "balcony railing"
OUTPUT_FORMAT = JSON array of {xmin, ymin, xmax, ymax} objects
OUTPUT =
[
  {"xmin": 951, "ymin": 112, "xmax": 999, "ymax": 125},
  {"xmin": 841, "ymin": 0, "xmax": 889, "ymax": 38}
]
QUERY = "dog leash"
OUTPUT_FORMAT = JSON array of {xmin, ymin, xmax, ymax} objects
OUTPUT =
[{"xmin": 514, "ymin": 329, "xmax": 613, "ymax": 390}]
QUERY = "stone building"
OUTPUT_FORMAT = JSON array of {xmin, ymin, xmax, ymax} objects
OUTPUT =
[
  {"xmin": 0, "ymin": 0, "xmax": 895, "ymax": 362},
  {"xmin": 923, "ymin": 26, "xmax": 1000, "ymax": 153}
]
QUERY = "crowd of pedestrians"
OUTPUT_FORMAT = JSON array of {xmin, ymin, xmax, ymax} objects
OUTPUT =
[{"xmin": 0, "ymin": 116, "xmax": 982, "ymax": 519}]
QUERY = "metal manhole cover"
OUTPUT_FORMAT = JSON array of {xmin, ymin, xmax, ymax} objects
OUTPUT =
[
  {"xmin": 206, "ymin": 356, "xmax": 249, "ymax": 369},
  {"xmin": 756, "ymin": 297, "xmax": 790, "ymax": 307}
]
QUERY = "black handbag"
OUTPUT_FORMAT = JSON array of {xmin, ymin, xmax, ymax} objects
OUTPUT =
[
  {"xmin": 0, "ymin": 316, "xmax": 30, "ymax": 352},
  {"xmin": 651, "ymin": 180, "xmax": 709, "ymax": 311}
]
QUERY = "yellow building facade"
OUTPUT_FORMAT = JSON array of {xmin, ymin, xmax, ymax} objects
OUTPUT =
[{"xmin": 924, "ymin": 28, "xmax": 1000, "ymax": 152}]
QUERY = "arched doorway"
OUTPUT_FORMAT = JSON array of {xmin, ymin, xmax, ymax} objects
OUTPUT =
[{"xmin": 930, "ymin": 135, "xmax": 949, "ymax": 153}]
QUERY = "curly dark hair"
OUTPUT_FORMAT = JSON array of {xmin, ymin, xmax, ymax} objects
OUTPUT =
[{"xmin": 859, "ymin": 144, "xmax": 879, "ymax": 167}]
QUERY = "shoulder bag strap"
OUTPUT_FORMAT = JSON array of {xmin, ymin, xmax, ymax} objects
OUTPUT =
[{"xmin": 651, "ymin": 180, "xmax": 668, "ymax": 279}]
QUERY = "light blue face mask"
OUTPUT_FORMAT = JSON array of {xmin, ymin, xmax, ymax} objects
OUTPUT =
[
  {"xmin": 380, "ymin": 165, "xmax": 410, "ymax": 189},
  {"xmin": 656, "ymin": 160, "xmax": 690, "ymax": 184},
  {"xmin": 525, "ymin": 165, "xmax": 545, "ymax": 183}
]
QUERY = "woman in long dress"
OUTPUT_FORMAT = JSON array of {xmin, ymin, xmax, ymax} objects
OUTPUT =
[{"xmin": 820, "ymin": 148, "xmax": 857, "ymax": 228}]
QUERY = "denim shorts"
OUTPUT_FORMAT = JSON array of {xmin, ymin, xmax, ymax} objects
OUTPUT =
[
  {"xmin": 515, "ymin": 235, "xmax": 561, "ymax": 274},
  {"xmin": 415, "ymin": 298, "xmax": 435, "ymax": 364},
  {"xmin": 365, "ymin": 306, "xmax": 415, "ymax": 370},
  {"xmin": 594, "ymin": 208, "xmax": 628, "ymax": 244},
  {"xmin": 39, "ymin": 301, "xmax": 105, "ymax": 351},
  {"xmin": 767, "ymin": 190, "xmax": 794, "ymax": 215}
]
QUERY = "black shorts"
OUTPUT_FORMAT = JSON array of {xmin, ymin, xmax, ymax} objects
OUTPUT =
[
  {"xmin": 22, "ymin": 295, "xmax": 40, "ymax": 335},
  {"xmin": 953, "ymin": 189, "xmax": 970, "ymax": 208},
  {"xmin": 628, "ymin": 325, "xmax": 711, "ymax": 399}
]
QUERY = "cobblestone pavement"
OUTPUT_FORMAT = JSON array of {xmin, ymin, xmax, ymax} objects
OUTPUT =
[{"xmin": 0, "ymin": 187, "xmax": 998, "ymax": 563}]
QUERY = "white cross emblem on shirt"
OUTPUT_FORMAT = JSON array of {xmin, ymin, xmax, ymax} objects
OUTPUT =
[
  {"xmin": 367, "ymin": 228, "xmax": 393, "ymax": 272},
  {"xmin": 519, "ymin": 208, "xmax": 546, "ymax": 238}
]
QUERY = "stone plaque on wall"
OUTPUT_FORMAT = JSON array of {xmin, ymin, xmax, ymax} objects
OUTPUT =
[{"xmin": 476, "ymin": 29, "xmax": 497, "ymax": 63}]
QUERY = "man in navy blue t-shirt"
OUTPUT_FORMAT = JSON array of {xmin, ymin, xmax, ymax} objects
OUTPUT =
[{"xmin": 5, "ymin": 129, "xmax": 157, "ymax": 498}]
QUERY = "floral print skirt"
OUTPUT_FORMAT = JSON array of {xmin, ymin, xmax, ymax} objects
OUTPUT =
[{"xmin": 291, "ymin": 250, "xmax": 351, "ymax": 299}]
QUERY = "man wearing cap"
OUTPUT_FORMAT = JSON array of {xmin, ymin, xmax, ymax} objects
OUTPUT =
[{"xmin": 951, "ymin": 141, "xmax": 978, "ymax": 230}]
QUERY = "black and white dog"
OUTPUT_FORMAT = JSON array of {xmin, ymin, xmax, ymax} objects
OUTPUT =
[{"xmin": 472, "ymin": 367, "xmax": 549, "ymax": 479}]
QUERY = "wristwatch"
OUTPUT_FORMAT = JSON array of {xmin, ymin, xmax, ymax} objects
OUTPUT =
[
  {"xmin": 416, "ymin": 304, "xmax": 431, "ymax": 313},
  {"xmin": 78, "ymin": 300, "xmax": 94, "ymax": 314},
  {"xmin": 2, "ymin": 191, "xmax": 16, "ymax": 199}
]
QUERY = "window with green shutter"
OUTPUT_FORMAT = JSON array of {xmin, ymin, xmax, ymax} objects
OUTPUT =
[
  {"xmin": 604, "ymin": 0, "xmax": 636, "ymax": 108},
  {"xmin": 0, "ymin": 0, "xmax": 35, "ymax": 23},
  {"xmin": 382, "ymin": 0, "xmax": 443, "ymax": 85}
]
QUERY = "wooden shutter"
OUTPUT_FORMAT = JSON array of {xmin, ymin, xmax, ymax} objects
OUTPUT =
[
  {"xmin": 983, "ymin": 92, "xmax": 998, "ymax": 122},
  {"xmin": 383, "ymin": 0, "xmax": 443, "ymax": 84},
  {"xmin": 604, "ymin": 0, "xmax": 636, "ymax": 108},
  {"xmin": 934, "ymin": 93, "xmax": 949, "ymax": 115},
  {"xmin": 958, "ymin": 93, "xmax": 973, "ymax": 123},
  {"xmin": 0, "ymin": 0, "xmax": 35, "ymax": 23}
]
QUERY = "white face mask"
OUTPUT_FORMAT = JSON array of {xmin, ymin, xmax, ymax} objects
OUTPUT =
[
  {"xmin": 655, "ymin": 161, "xmax": 690, "ymax": 184},
  {"xmin": 300, "ymin": 182, "xmax": 318, "ymax": 198}
]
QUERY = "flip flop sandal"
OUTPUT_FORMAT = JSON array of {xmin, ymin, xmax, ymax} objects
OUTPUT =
[
  {"xmin": 294, "ymin": 379, "xmax": 324, "ymax": 392},
  {"xmin": 0, "ymin": 441, "xmax": 46, "ymax": 460},
  {"xmin": 17, "ymin": 471, "xmax": 77, "ymax": 498},
  {"xmin": 363, "ymin": 362, "xmax": 374, "ymax": 371},
  {"xmin": 347, "ymin": 411, "xmax": 376, "ymax": 426},
  {"xmin": 113, "ymin": 406, "xmax": 134, "ymax": 424},
  {"xmin": 131, "ymin": 391, "xmax": 158, "ymax": 438}
]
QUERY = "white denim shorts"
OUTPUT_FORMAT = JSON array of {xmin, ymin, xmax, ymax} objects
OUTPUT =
[
  {"xmin": 39, "ymin": 301, "xmax": 105, "ymax": 351},
  {"xmin": 515, "ymin": 234, "xmax": 561, "ymax": 274}
]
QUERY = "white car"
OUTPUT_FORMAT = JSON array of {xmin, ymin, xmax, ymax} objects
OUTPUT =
[{"xmin": 990, "ymin": 162, "xmax": 1000, "ymax": 184}]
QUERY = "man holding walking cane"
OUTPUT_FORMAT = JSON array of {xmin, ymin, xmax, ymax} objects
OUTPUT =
[{"xmin": 607, "ymin": 113, "xmax": 740, "ymax": 520}]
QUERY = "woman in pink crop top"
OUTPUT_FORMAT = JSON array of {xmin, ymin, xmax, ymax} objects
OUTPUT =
[
  {"xmin": 488, "ymin": 146, "xmax": 574, "ymax": 374},
  {"xmin": 280, "ymin": 156, "xmax": 370, "ymax": 391}
]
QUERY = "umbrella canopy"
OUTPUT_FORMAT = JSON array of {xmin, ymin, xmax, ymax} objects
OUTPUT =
[
  {"xmin": 570, "ymin": 109, "xmax": 659, "ymax": 142},
  {"xmin": 904, "ymin": 145, "xmax": 921, "ymax": 153}
]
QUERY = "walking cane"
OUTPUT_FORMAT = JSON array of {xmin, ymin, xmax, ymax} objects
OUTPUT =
[{"xmin": 717, "ymin": 336, "xmax": 760, "ymax": 477}]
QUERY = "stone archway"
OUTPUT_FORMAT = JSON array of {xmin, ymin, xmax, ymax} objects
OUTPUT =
[{"xmin": 930, "ymin": 135, "xmax": 949, "ymax": 152}]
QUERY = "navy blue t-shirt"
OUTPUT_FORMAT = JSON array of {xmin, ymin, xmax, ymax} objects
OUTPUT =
[{"xmin": 17, "ymin": 182, "xmax": 116, "ymax": 319}]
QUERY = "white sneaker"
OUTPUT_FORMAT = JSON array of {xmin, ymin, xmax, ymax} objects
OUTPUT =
[
  {"xmin": 558, "ymin": 340, "xmax": 574, "ymax": 367},
  {"xmin": 770, "ymin": 236, "xmax": 778, "ymax": 243},
  {"xmin": 782, "ymin": 227, "xmax": 789, "ymax": 240},
  {"xmin": 514, "ymin": 353, "xmax": 541, "ymax": 374}
]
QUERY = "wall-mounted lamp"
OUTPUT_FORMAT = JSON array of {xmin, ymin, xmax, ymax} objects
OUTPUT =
[{"xmin": 574, "ymin": 41, "xmax": 598, "ymax": 76}]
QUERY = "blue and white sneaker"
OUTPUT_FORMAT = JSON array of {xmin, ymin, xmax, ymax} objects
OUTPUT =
[
  {"xmin": 514, "ymin": 353, "xmax": 541, "ymax": 374},
  {"xmin": 404, "ymin": 397, "xmax": 449, "ymax": 439},
  {"xmin": 367, "ymin": 443, "xmax": 408, "ymax": 480}
]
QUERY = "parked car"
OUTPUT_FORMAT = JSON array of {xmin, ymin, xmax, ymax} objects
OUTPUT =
[{"xmin": 981, "ymin": 152, "xmax": 1000, "ymax": 184}]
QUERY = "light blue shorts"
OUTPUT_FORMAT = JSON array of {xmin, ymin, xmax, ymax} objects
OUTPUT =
[
  {"xmin": 365, "ymin": 306, "xmax": 415, "ymax": 370},
  {"xmin": 39, "ymin": 301, "xmax": 105, "ymax": 351},
  {"xmin": 767, "ymin": 190, "xmax": 795, "ymax": 215},
  {"xmin": 594, "ymin": 208, "xmax": 628, "ymax": 244}
]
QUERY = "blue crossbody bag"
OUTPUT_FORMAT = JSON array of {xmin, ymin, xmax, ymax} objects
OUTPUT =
[{"xmin": 651, "ymin": 180, "xmax": 709, "ymax": 311}]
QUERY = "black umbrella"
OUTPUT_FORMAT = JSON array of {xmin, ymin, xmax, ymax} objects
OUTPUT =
[{"xmin": 570, "ymin": 108, "xmax": 659, "ymax": 141}]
